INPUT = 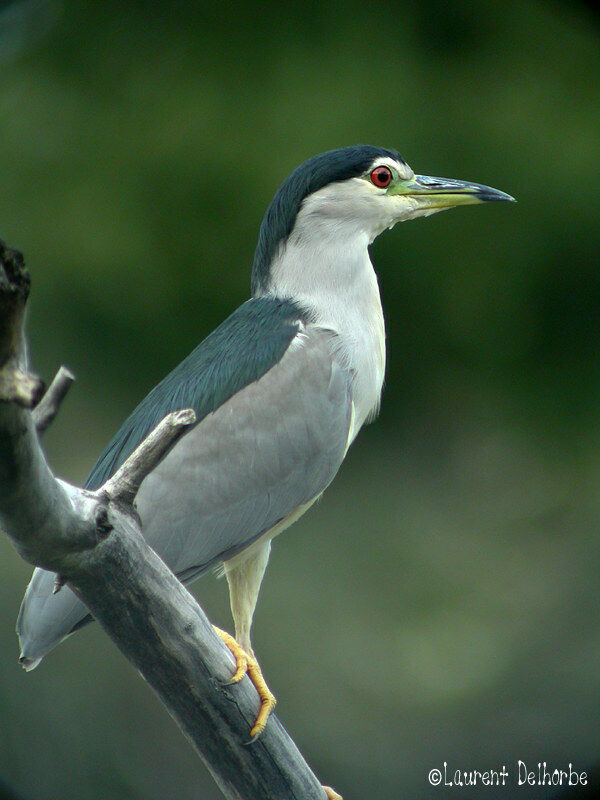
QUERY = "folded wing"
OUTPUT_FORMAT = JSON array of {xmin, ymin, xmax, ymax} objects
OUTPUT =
[{"xmin": 18, "ymin": 303, "xmax": 352, "ymax": 667}]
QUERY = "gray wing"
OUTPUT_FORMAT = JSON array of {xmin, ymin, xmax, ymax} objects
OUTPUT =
[{"xmin": 18, "ymin": 327, "xmax": 353, "ymax": 666}]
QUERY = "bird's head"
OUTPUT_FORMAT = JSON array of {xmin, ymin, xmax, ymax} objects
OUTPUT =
[{"xmin": 252, "ymin": 145, "xmax": 513, "ymax": 295}]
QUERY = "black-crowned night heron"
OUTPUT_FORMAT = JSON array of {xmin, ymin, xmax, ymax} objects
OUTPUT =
[{"xmin": 17, "ymin": 145, "xmax": 513, "ymax": 748}]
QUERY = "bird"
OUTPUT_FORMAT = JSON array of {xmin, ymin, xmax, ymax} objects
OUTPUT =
[{"xmin": 17, "ymin": 145, "xmax": 513, "ymax": 756}]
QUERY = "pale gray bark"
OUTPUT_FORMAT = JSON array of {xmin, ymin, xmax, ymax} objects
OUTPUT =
[
  {"xmin": 33, "ymin": 365, "xmax": 75, "ymax": 434},
  {"xmin": 0, "ymin": 240, "xmax": 329, "ymax": 800}
]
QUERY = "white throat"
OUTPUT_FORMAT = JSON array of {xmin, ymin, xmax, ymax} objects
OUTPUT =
[{"xmin": 266, "ymin": 187, "xmax": 387, "ymax": 430}]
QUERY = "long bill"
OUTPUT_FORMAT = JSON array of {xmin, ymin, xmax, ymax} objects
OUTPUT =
[{"xmin": 389, "ymin": 174, "xmax": 515, "ymax": 210}]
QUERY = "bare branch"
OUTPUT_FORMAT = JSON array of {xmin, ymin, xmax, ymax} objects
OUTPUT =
[
  {"xmin": 33, "ymin": 365, "xmax": 75, "ymax": 433},
  {"xmin": 0, "ymin": 241, "xmax": 29, "ymax": 365},
  {"xmin": 102, "ymin": 408, "xmax": 197, "ymax": 506}
]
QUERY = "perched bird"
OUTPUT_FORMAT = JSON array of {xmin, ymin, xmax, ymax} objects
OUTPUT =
[{"xmin": 17, "ymin": 146, "xmax": 513, "ymax": 746}]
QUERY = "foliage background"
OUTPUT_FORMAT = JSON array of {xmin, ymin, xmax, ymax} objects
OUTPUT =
[{"xmin": 1, "ymin": 1, "xmax": 599, "ymax": 798}]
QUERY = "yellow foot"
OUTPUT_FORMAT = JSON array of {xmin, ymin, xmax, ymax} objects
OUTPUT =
[
  {"xmin": 213, "ymin": 626, "xmax": 276, "ymax": 738},
  {"xmin": 323, "ymin": 787, "xmax": 343, "ymax": 800}
]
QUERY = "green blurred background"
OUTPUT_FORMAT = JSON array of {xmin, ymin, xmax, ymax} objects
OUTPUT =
[{"xmin": 1, "ymin": 1, "xmax": 600, "ymax": 798}]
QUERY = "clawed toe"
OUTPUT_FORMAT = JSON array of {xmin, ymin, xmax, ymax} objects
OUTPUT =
[{"xmin": 213, "ymin": 626, "xmax": 276, "ymax": 738}]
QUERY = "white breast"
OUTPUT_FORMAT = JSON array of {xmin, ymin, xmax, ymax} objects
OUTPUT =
[{"xmin": 266, "ymin": 188, "xmax": 386, "ymax": 434}]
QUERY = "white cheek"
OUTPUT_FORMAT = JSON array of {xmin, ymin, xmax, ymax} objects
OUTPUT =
[
  {"xmin": 375, "ymin": 195, "xmax": 414, "ymax": 227},
  {"xmin": 387, "ymin": 195, "xmax": 433, "ymax": 222}
]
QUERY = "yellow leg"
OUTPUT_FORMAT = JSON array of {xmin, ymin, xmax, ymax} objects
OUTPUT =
[
  {"xmin": 213, "ymin": 626, "xmax": 277, "ymax": 738},
  {"xmin": 323, "ymin": 786, "xmax": 343, "ymax": 800}
]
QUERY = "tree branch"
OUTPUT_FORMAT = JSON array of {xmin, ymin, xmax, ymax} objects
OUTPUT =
[
  {"xmin": 33, "ymin": 365, "xmax": 75, "ymax": 433},
  {"xmin": 103, "ymin": 407, "xmax": 197, "ymax": 506},
  {"xmin": 0, "ymin": 241, "xmax": 330, "ymax": 800}
]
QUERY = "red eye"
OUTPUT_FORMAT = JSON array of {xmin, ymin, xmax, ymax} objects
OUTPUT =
[{"xmin": 370, "ymin": 166, "xmax": 393, "ymax": 188}]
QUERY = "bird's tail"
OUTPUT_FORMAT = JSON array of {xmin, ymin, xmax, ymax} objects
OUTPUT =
[{"xmin": 17, "ymin": 567, "xmax": 91, "ymax": 668}]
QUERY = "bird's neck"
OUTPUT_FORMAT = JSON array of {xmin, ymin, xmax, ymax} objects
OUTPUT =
[{"xmin": 264, "ymin": 226, "xmax": 386, "ymax": 429}]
